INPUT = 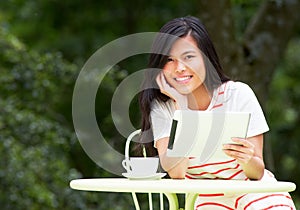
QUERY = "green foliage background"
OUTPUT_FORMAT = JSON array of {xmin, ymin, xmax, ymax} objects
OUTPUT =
[{"xmin": 0, "ymin": 0, "xmax": 299, "ymax": 209}]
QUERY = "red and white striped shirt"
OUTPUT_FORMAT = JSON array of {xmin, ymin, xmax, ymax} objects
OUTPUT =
[{"xmin": 151, "ymin": 81, "xmax": 295, "ymax": 209}]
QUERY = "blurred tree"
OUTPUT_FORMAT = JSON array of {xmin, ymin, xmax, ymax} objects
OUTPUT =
[
  {"xmin": 0, "ymin": 0, "xmax": 201, "ymax": 62},
  {"xmin": 266, "ymin": 38, "xmax": 300, "ymax": 208},
  {"xmin": 0, "ymin": 28, "xmax": 133, "ymax": 209},
  {"xmin": 197, "ymin": 0, "xmax": 300, "ymax": 104},
  {"xmin": 2, "ymin": 0, "xmax": 299, "ymax": 104}
]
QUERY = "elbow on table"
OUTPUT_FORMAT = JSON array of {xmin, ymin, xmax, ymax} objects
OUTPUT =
[
  {"xmin": 168, "ymin": 168, "xmax": 186, "ymax": 179},
  {"xmin": 159, "ymin": 156, "xmax": 188, "ymax": 179}
]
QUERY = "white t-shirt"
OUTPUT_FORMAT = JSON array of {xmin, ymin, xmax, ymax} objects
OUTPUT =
[{"xmin": 150, "ymin": 81, "xmax": 269, "ymax": 147}]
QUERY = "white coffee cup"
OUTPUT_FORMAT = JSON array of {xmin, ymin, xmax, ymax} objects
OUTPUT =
[{"xmin": 122, "ymin": 157, "xmax": 159, "ymax": 176}]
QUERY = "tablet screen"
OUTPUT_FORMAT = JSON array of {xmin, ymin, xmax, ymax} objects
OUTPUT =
[{"xmin": 167, "ymin": 110, "xmax": 250, "ymax": 161}]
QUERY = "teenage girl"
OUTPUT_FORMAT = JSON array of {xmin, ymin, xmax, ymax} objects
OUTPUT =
[{"xmin": 138, "ymin": 16, "xmax": 296, "ymax": 209}]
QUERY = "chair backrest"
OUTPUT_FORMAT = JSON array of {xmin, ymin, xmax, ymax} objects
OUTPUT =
[
  {"xmin": 124, "ymin": 129, "xmax": 162, "ymax": 210},
  {"xmin": 124, "ymin": 129, "xmax": 142, "ymax": 160}
]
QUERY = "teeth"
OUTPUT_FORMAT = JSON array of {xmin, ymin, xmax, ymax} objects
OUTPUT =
[{"xmin": 175, "ymin": 76, "xmax": 191, "ymax": 81}]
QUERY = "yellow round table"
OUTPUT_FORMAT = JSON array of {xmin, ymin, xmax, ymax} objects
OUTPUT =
[{"xmin": 70, "ymin": 178, "xmax": 296, "ymax": 210}]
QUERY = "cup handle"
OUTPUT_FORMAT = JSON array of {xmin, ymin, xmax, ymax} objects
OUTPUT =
[{"xmin": 122, "ymin": 159, "xmax": 132, "ymax": 172}]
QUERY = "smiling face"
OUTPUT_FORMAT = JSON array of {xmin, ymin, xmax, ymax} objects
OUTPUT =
[{"xmin": 162, "ymin": 35, "xmax": 206, "ymax": 95}]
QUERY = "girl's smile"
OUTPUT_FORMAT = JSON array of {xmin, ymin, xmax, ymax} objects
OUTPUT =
[{"xmin": 174, "ymin": 75, "xmax": 193, "ymax": 84}]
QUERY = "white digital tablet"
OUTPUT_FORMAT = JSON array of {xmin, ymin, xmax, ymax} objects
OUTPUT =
[{"xmin": 167, "ymin": 110, "xmax": 250, "ymax": 161}]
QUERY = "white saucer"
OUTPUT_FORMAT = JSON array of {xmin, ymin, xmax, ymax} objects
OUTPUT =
[{"xmin": 122, "ymin": 173, "xmax": 166, "ymax": 180}]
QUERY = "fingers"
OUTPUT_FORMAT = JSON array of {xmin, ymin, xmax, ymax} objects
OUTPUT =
[
  {"xmin": 223, "ymin": 149, "xmax": 248, "ymax": 162},
  {"xmin": 223, "ymin": 138, "xmax": 255, "ymax": 164},
  {"xmin": 156, "ymin": 72, "xmax": 170, "ymax": 90},
  {"xmin": 156, "ymin": 72, "xmax": 175, "ymax": 97},
  {"xmin": 155, "ymin": 72, "xmax": 163, "ymax": 89},
  {"xmin": 231, "ymin": 137, "xmax": 250, "ymax": 147},
  {"xmin": 156, "ymin": 73, "xmax": 173, "ymax": 99},
  {"xmin": 155, "ymin": 71, "xmax": 188, "ymax": 109}
]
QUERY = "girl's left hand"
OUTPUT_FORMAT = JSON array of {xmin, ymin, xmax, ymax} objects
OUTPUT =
[
  {"xmin": 156, "ymin": 72, "xmax": 188, "ymax": 109},
  {"xmin": 222, "ymin": 137, "xmax": 255, "ymax": 164}
]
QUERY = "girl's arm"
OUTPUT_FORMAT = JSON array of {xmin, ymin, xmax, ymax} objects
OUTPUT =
[
  {"xmin": 156, "ymin": 137, "xmax": 189, "ymax": 179},
  {"xmin": 223, "ymin": 134, "xmax": 265, "ymax": 180}
]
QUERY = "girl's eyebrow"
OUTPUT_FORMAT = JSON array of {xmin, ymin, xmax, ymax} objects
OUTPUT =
[
  {"xmin": 168, "ymin": 50, "xmax": 197, "ymax": 57},
  {"xmin": 181, "ymin": 50, "xmax": 197, "ymax": 56}
]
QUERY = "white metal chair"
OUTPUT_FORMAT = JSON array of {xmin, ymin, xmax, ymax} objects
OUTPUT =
[{"xmin": 124, "ymin": 129, "xmax": 168, "ymax": 210}]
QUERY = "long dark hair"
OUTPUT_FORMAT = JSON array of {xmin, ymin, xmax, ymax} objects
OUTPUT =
[{"xmin": 135, "ymin": 16, "xmax": 230, "ymax": 157}]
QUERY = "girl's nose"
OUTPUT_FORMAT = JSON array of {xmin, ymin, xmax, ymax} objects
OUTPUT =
[{"xmin": 175, "ymin": 60, "xmax": 186, "ymax": 73}]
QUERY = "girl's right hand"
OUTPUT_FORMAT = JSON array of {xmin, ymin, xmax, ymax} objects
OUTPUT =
[{"xmin": 156, "ymin": 72, "xmax": 188, "ymax": 110}]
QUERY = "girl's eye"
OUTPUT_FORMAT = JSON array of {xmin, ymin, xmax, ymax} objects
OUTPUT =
[
  {"xmin": 185, "ymin": 55, "xmax": 195, "ymax": 60},
  {"xmin": 167, "ymin": 57, "xmax": 174, "ymax": 62}
]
